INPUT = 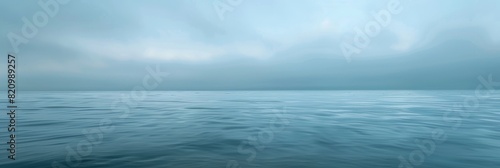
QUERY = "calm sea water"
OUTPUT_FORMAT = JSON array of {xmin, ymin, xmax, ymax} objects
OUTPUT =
[{"xmin": 0, "ymin": 91, "xmax": 499, "ymax": 168}]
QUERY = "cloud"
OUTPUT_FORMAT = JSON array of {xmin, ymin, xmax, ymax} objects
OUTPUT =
[
  {"xmin": 390, "ymin": 22, "xmax": 419, "ymax": 52},
  {"xmin": 1, "ymin": 0, "xmax": 499, "ymax": 90}
]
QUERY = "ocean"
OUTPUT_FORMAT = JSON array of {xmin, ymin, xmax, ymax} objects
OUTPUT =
[{"xmin": 1, "ymin": 90, "xmax": 499, "ymax": 168}]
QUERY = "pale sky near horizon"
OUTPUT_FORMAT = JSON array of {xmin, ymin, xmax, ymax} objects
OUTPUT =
[{"xmin": 1, "ymin": 0, "xmax": 499, "ymax": 90}]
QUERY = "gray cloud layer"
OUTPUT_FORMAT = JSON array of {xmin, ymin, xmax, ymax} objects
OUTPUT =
[{"xmin": 1, "ymin": 0, "xmax": 499, "ymax": 90}]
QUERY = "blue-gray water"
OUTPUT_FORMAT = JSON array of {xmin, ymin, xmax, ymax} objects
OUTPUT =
[{"xmin": 1, "ymin": 91, "xmax": 499, "ymax": 168}]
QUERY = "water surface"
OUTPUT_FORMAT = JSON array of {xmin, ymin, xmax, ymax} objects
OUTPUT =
[{"xmin": 1, "ymin": 91, "xmax": 499, "ymax": 168}]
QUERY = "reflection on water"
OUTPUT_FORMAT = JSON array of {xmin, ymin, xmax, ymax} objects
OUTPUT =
[{"xmin": 1, "ymin": 91, "xmax": 499, "ymax": 168}]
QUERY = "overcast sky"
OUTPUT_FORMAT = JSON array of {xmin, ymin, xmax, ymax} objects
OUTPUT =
[{"xmin": 1, "ymin": 0, "xmax": 499, "ymax": 90}]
